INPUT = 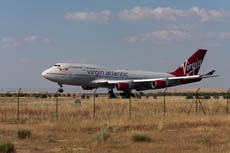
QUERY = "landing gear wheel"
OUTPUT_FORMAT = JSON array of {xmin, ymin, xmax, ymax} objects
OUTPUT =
[
  {"xmin": 58, "ymin": 83, "xmax": 64, "ymax": 93},
  {"xmin": 120, "ymin": 91, "xmax": 133, "ymax": 98},
  {"xmin": 58, "ymin": 88, "xmax": 64, "ymax": 93},
  {"xmin": 108, "ymin": 89, "xmax": 116, "ymax": 98}
]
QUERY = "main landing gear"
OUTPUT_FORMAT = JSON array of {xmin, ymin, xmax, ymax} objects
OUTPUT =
[
  {"xmin": 108, "ymin": 89, "xmax": 134, "ymax": 98},
  {"xmin": 58, "ymin": 84, "xmax": 64, "ymax": 93},
  {"xmin": 120, "ymin": 90, "xmax": 134, "ymax": 98},
  {"xmin": 108, "ymin": 89, "xmax": 116, "ymax": 98}
]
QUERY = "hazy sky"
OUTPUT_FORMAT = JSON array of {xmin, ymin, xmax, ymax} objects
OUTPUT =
[{"xmin": 1, "ymin": 0, "xmax": 229, "ymax": 92}]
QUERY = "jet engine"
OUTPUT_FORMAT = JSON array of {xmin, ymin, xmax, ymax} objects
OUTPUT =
[
  {"xmin": 116, "ymin": 82, "xmax": 131, "ymax": 91},
  {"xmin": 151, "ymin": 80, "xmax": 167, "ymax": 89}
]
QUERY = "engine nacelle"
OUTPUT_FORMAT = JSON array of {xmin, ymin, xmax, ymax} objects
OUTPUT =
[
  {"xmin": 81, "ymin": 86, "xmax": 95, "ymax": 90},
  {"xmin": 151, "ymin": 80, "xmax": 167, "ymax": 89},
  {"xmin": 116, "ymin": 82, "xmax": 130, "ymax": 91}
]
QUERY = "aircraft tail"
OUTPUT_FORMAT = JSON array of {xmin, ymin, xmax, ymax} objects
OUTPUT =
[{"xmin": 170, "ymin": 49, "xmax": 207, "ymax": 76}]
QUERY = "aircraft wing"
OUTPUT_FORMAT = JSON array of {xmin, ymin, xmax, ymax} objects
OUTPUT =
[
  {"xmin": 92, "ymin": 74, "xmax": 210, "ymax": 84},
  {"xmin": 91, "ymin": 70, "xmax": 217, "ymax": 91},
  {"xmin": 91, "ymin": 76, "xmax": 200, "ymax": 91}
]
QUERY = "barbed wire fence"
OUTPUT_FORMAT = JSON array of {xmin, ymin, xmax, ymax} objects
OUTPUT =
[{"xmin": 0, "ymin": 88, "xmax": 230, "ymax": 122}]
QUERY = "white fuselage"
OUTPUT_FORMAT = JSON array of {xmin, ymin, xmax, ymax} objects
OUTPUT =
[{"xmin": 42, "ymin": 63, "xmax": 174, "ymax": 89}]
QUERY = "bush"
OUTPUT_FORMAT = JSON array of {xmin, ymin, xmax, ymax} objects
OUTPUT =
[
  {"xmin": 130, "ymin": 132, "xmax": 151, "ymax": 142},
  {"xmin": 81, "ymin": 94, "xmax": 86, "ymax": 99},
  {"xmin": 223, "ymin": 95, "xmax": 230, "ymax": 99},
  {"xmin": 153, "ymin": 94, "xmax": 157, "ymax": 99},
  {"xmin": 40, "ymin": 94, "xmax": 47, "ymax": 98},
  {"xmin": 66, "ymin": 93, "xmax": 71, "ymax": 97},
  {"xmin": 186, "ymin": 95, "xmax": 193, "ymax": 99},
  {"xmin": 202, "ymin": 95, "xmax": 211, "ymax": 99},
  {"xmin": 197, "ymin": 128, "xmax": 213, "ymax": 145},
  {"xmin": 4, "ymin": 93, "xmax": 12, "ymax": 97},
  {"xmin": 139, "ymin": 92, "xmax": 145, "ymax": 96},
  {"xmin": 197, "ymin": 133, "xmax": 211, "ymax": 145},
  {"xmin": 17, "ymin": 129, "xmax": 31, "ymax": 139},
  {"xmin": 0, "ymin": 141, "xmax": 15, "ymax": 153},
  {"xmin": 213, "ymin": 95, "xmax": 219, "ymax": 99},
  {"xmin": 95, "ymin": 127, "xmax": 110, "ymax": 144}
]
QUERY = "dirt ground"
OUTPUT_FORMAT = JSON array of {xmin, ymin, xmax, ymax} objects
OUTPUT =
[{"xmin": 0, "ymin": 95, "xmax": 230, "ymax": 153}]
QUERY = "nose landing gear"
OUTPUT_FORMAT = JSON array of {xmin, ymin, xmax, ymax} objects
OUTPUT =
[{"xmin": 58, "ymin": 84, "xmax": 64, "ymax": 93}]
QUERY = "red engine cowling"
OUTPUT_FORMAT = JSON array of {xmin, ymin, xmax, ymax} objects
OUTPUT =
[
  {"xmin": 81, "ymin": 86, "xmax": 94, "ymax": 90},
  {"xmin": 116, "ymin": 82, "xmax": 130, "ymax": 91},
  {"xmin": 152, "ymin": 80, "xmax": 167, "ymax": 89}
]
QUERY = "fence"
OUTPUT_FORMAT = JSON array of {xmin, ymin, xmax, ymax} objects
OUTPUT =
[{"xmin": 0, "ymin": 89, "xmax": 229, "ymax": 122}]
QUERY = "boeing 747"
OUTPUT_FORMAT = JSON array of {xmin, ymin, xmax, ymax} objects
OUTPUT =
[{"xmin": 42, "ymin": 49, "xmax": 216, "ymax": 97}]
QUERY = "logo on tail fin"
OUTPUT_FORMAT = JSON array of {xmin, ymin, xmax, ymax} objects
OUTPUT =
[{"xmin": 181, "ymin": 59, "xmax": 203, "ymax": 76}]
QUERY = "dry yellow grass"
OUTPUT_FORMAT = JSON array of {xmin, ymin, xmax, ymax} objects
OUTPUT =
[{"xmin": 0, "ymin": 95, "xmax": 230, "ymax": 153}]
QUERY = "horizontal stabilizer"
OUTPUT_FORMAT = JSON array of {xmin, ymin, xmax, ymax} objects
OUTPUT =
[{"xmin": 201, "ymin": 70, "xmax": 219, "ymax": 78}]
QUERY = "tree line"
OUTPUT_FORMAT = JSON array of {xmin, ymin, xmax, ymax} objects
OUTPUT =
[{"xmin": 0, "ymin": 91, "xmax": 229, "ymax": 99}]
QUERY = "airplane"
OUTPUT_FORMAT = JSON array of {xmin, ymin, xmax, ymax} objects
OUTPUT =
[{"xmin": 41, "ymin": 49, "xmax": 217, "ymax": 97}]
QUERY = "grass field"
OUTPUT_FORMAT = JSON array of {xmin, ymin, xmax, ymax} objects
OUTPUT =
[{"xmin": 0, "ymin": 94, "xmax": 230, "ymax": 153}]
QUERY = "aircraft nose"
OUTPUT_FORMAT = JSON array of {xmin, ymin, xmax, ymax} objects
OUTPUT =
[{"xmin": 41, "ymin": 70, "xmax": 48, "ymax": 78}]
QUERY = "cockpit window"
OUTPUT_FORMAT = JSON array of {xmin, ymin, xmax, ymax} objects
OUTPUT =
[{"xmin": 54, "ymin": 64, "xmax": 61, "ymax": 67}]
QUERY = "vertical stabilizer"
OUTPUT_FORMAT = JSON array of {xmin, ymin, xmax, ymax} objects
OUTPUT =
[{"xmin": 170, "ymin": 49, "xmax": 207, "ymax": 76}]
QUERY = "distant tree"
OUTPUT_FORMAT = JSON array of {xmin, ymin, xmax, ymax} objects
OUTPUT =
[
  {"xmin": 153, "ymin": 94, "xmax": 157, "ymax": 99},
  {"xmin": 5, "ymin": 93, "xmax": 12, "ymax": 97},
  {"xmin": 81, "ymin": 94, "xmax": 86, "ymax": 99},
  {"xmin": 186, "ymin": 95, "xmax": 193, "ymax": 99},
  {"xmin": 67, "ymin": 93, "xmax": 71, "ymax": 97},
  {"xmin": 48, "ymin": 93, "xmax": 52, "ymax": 98},
  {"xmin": 40, "ymin": 94, "xmax": 47, "ymax": 98},
  {"xmin": 140, "ymin": 92, "xmax": 145, "ymax": 97}
]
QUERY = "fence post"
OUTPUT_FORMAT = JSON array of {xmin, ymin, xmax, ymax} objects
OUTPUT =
[
  {"xmin": 17, "ymin": 88, "xmax": 22, "ymax": 121},
  {"xmin": 93, "ymin": 88, "xmax": 97, "ymax": 119},
  {"xmin": 163, "ymin": 88, "xmax": 167, "ymax": 117},
  {"xmin": 227, "ymin": 89, "xmax": 230, "ymax": 114},
  {"xmin": 56, "ymin": 90, "xmax": 59, "ymax": 120}
]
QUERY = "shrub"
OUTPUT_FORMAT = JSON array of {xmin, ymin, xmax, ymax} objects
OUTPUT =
[
  {"xmin": 17, "ymin": 129, "xmax": 31, "ymax": 139},
  {"xmin": 197, "ymin": 128, "xmax": 213, "ymax": 145},
  {"xmin": 213, "ymin": 95, "xmax": 219, "ymax": 99},
  {"xmin": 40, "ymin": 94, "xmax": 47, "ymax": 98},
  {"xmin": 153, "ymin": 94, "xmax": 157, "ymax": 99},
  {"xmin": 139, "ymin": 92, "xmax": 145, "ymax": 97},
  {"xmin": 203, "ymin": 95, "xmax": 211, "ymax": 99},
  {"xmin": 4, "ymin": 93, "xmax": 12, "ymax": 97},
  {"xmin": 95, "ymin": 127, "xmax": 110, "ymax": 144},
  {"xmin": 223, "ymin": 95, "xmax": 230, "ymax": 99},
  {"xmin": 0, "ymin": 141, "xmax": 15, "ymax": 153},
  {"xmin": 81, "ymin": 94, "xmax": 86, "ymax": 99},
  {"xmin": 197, "ymin": 132, "xmax": 211, "ymax": 145},
  {"xmin": 158, "ymin": 121, "xmax": 165, "ymax": 132},
  {"xmin": 66, "ymin": 93, "xmax": 71, "ymax": 97},
  {"xmin": 46, "ymin": 132, "xmax": 56, "ymax": 143},
  {"xmin": 32, "ymin": 93, "xmax": 39, "ymax": 98},
  {"xmin": 186, "ymin": 95, "xmax": 193, "ymax": 99},
  {"xmin": 130, "ymin": 132, "xmax": 151, "ymax": 142}
]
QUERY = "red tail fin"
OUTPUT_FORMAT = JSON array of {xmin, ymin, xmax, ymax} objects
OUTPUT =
[{"xmin": 170, "ymin": 49, "xmax": 207, "ymax": 76}]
